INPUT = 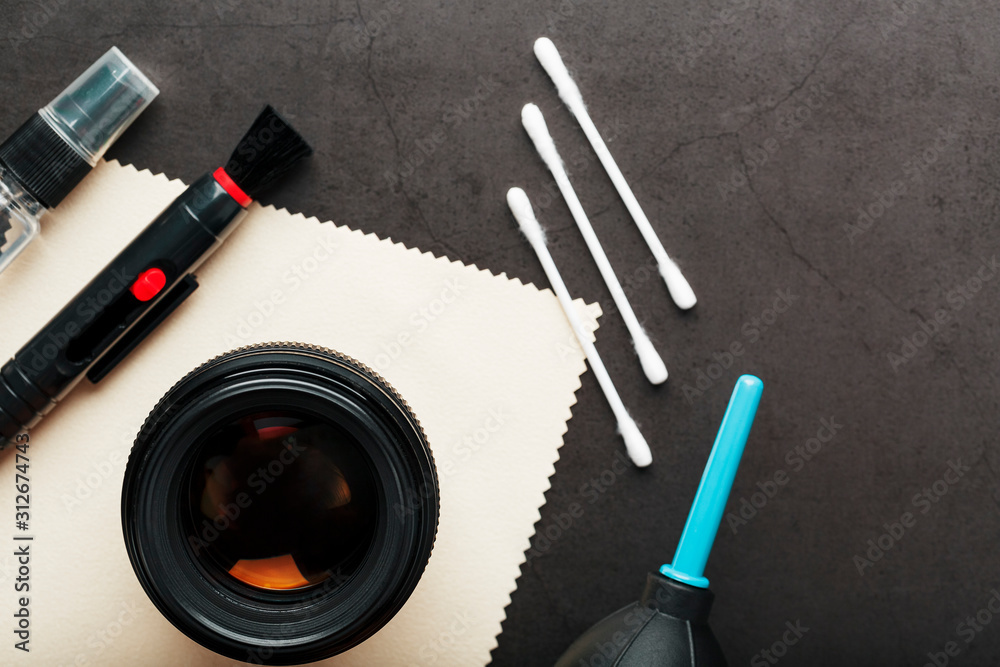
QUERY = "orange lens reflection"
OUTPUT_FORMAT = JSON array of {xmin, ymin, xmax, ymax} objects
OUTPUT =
[{"xmin": 229, "ymin": 554, "xmax": 312, "ymax": 590}]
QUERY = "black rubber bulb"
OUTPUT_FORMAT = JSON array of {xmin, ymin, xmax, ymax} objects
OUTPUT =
[
  {"xmin": 554, "ymin": 376, "xmax": 764, "ymax": 667},
  {"xmin": 554, "ymin": 572, "xmax": 725, "ymax": 666}
]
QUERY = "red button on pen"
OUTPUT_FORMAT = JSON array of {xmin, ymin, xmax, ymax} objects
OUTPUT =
[{"xmin": 130, "ymin": 268, "xmax": 167, "ymax": 302}]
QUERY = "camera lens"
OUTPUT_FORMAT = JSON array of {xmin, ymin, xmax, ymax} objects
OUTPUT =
[{"xmin": 122, "ymin": 343, "xmax": 438, "ymax": 665}]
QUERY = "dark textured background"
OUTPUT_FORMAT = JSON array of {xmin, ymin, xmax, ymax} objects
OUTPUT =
[{"xmin": 3, "ymin": 1, "xmax": 1000, "ymax": 665}]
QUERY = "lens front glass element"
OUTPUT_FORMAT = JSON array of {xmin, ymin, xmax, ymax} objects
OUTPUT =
[{"xmin": 184, "ymin": 410, "xmax": 379, "ymax": 592}]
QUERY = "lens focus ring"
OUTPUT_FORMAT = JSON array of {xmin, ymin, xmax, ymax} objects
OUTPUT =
[{"xmin": 122, "ymin": 342, "xmax": 438, "ymax": 665}]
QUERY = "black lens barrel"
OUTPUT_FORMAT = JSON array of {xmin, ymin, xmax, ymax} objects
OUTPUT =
[{"xmin": 122, "ymin": 343, "xmax": 438, "ymax": 665}]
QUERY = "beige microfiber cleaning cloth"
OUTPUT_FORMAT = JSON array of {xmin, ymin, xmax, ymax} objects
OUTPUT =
[{"xmin": 0, "ymin": 160, "xmax": 599, "ymax": 666}]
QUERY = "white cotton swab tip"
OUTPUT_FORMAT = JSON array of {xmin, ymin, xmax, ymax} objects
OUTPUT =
[
  {"xmin": 534, "ymin": 37, "xmax": 584, "ymax": 111},
  {"xmin": 618, "ymin": 415, "xmax": 652, "ymax": 468},
  {"xmin": 633, "ymin": 334, "xmax": 668, "ymax": 384},
  {"xmin": 659, "ymin": 260, "xmax": 698, "ymax": 310},
  {"xmin": 521, "ymin": 104, "xmax": 564, "ymax": 173},
  {"xmin": 506, "ymin": 187, "xmax": 546, "ymax": 247}
]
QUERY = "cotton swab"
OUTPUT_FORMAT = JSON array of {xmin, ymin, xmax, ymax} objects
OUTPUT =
[
  {"xmin": 533, "ymin": 37, "xmax": 697, "ymax": 311},
  {"xmin": 521, "ymin": 103, "xmax": 667, "ymax": 386},
  {"xmin": 507, "ymin": 187, "xmax": 652, "ymax": 467}
]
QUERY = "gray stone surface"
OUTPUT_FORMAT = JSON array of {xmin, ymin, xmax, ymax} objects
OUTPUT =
[{"xmin": 2, "ymin": 1, "xmax": 999, "ymax": 665}]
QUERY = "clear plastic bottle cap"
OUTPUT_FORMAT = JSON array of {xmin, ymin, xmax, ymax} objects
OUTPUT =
[{"xmin": 38, "ymin": 46, "xmax": 159, "ymax": 166}]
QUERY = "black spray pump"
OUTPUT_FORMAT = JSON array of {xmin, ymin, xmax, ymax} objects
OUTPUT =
[{"xmin": 555, "ymin": 375, "xmax": 764, "ymax": 667}]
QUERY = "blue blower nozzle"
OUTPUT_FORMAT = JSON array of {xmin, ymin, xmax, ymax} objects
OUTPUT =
[
  {"xmin": 659, "ymin": 374, "xmax": 763, "ymax": 588},
  {"xmin": 554, "ymin": 375, "xmax": 763, "ymax": 667}
]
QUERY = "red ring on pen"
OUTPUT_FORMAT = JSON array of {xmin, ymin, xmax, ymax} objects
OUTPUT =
[{"xmin": 213, "ymin": 167, "xmax": 252, "ymax": 207}]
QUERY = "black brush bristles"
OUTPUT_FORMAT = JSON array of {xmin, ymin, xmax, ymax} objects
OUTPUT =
[{"xmin": 223, "ymin": 105, "xmax": 313, "ymax": 200}]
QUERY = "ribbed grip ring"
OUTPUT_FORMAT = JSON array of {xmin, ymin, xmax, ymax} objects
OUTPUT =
[
  {"xmin": 0, "ymin": 113, "xmax": 91, "ymax": 208},
  {"xmin": 0, "ymin": 359, "xmax": 53, "ymax": 445}
]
